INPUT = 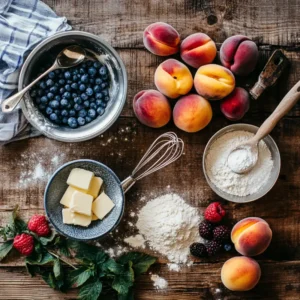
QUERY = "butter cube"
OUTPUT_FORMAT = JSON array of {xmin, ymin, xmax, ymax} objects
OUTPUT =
[
  {"xmin": 67, "ymin": 168, "xmax": 94, "ymax": 191},
  {"xmin": 92, "ymin": 192, "xmax": 115, "ymax": 220},
  {"xmin": 87, "ymin": 177, "xmax": 103, "ymax": 199},
  {"xmin": 62, "ymin": 208, "xmax": 73, "ymax": 224},
  {"xmin": 62, "ymin": 208, "xmax": 92, "ymax": 227},
  {"xmin": 92, "ymin": 213, "xmax": 98, "ymax": 221},
  {"xmin": 70, "ymin": 191, "xmax": 93, "ymax": 216},
  {"xmin": 60, "ymin": 186, "xmax": 87, "ymax": 207}
]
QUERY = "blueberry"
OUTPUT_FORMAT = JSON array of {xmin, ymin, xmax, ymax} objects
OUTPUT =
[
  {"xmin": 40, "ymin": 96, "xmax": 48, "ymax": 104},
  {"xmin": 69, "ymin": 109, "xmax": 76, "ymax": 117},
  {"xmin": 47, "ymin": 92, "xmax": 54, "ymax": 99},
  {"xmin": 95, "ymin": 99, "xmax": 102, "ymax": 106},
  {"xmin": 73, "ymin": 75, "xmax": 78, "ymax": 82},
  {"xmin": 60, "ymin": 98, "xmax": 69, "ymax": 107},
  {"xmin": 86, "ymin": 87, "xmax": 93, "ymax": 96},
  {"xmin": 81, "ymin": 75, "xmax": 89, "ymax": 83},
  {"xmin": 49, "ymin": 100, "xmax": 60, "ymax": 109},
  {"xmin": 46, "ymin": 79, "xmax": 54, "ymax": 87},
  {"xmin": 89, "ymin": 78, "xmax": 95, "ymax": 84},
  {"xmin": 38, "ymin": 81, "xmax": 46, "ymax": 89},
  {"xmin": 89, "ymin": 97, "xmax": 95, "ymax": 102},
  {"xmin": 58, "ymin": 79, "xmax": 65, "ymax": 85},
  {"xmin": 104, "ymin": 96, "xmax": 110, "ymax": 102},
  {"xmin": 74, "ymin": 104, "xmax": 83, "ymax": 111},
  {"xmin": 79, "ymin": 84, "xmax": 86, "ymax": 91},
  {"xmin": 55, "ymin": 69, "xmax": 61, "ymax": 74},
  {"xmin": 55, "ymin": 95, "xmax": 61, "ymax": 101},
  {"xmin": 58, "ymin": 73, "xmax": 64, "ymax": 78},
  {"xmin": 61, "ymin": 109, "xmax": 69, "ymax": 117},
  {"xmin": 85, "ymin": 116, "xmax": 92, "ymax": 123},
  {"xmin": 97, "ymin": 107, "xmax": 105, "ymax": 116},
  {"xmin": 59, "ymin": 87, "xmax": 65, "ymax": 94},
  {"xmin": 224, "ymin": 244, "xmax": 232, "ymax": 252},
  {"xmin": 63, "ymin": 92, "xmax": 71, "ymax": 99},
  {"xmin": 79, "ymin": 68, "xmax": 85, "ymax": 74},
  {"xmin": 88, "ymin": 67, "xmax": 97, "ymax": 76},
  {"xmin": 99, "ymin": 66, "xmax": 108, "ymax": 76},
  {"xmin": 77, "ymin": 117, "xmax": 86, "ymax": 126},
  {"xmin": 102, "ymin": 89, "xmax": 109, "ymax": 96},
  {"xmin": 93, "ymin": 85, "xmax": 101, "ymax": 93},
  {"xmin": 89, "ymin": 103, "xmax": 97, "ymax": 109},
  {"xmin": 72, "ymin": 69, "xmax": 79, "ymax": 75},
  {"xmin": 39, "ymin": 104, "xmax": 46, "ymax": 110},
  {"xmin": 95, "ymin": 92, "xmax": 103, "ymax": 99},
  {"xmin": 93, "ymin": 61, "xmax": 101, "ymax": 68},
  {"xmin": 48, "ymin": 71, "xmax": 55, "ymax": 79},
  {"xmin": 71, "ymin": 82, "xmax": 78, "ymax": 90},
  {"xmin": 86, "ymin": 61, "xmax": 93, "ymax": 67},
  {"xmin": 88, "ymin": 108, "xmax": 96, "ymax": 118},
  {"xmin": 50, "ymin": 86, "xmax": 58, "ymax": 93},
  {"xmin": 102, "ymin": 74, "xmax": 108, "ymax": 81},
  {"xmin": 77, "ymin": 74, "xmax": 82, "ymax": 79},
  {"xmin": 68, "ymin": 117, "xmax": 78, "ymax": 128},
  {"xmin": 64, "ymin": 71, "xmax": 71, "ymax": 79},
  {"xmin": 78, "ymin": 109, "xmax": 87, "ymax": 118},
  {"xmin": 74, "ymin": 97, "xmax": 82, "ymax": 104},
  {"xmin": 67, "ymin": 80, "xmax": 72, "ymax": 84},
  {"xmin": 95, "ymin": 78, "xmax": 102, "ymax": 85},
  {"xmin": 30, "ymin": 90, "xmax": 37, "ymax": 97},
  {"xmin": 62, "ymin": 117, "xmax": 68, "ymax": 124},
  {"xmin": 83, "ymin": 100, "xmax": 90, "ymax": 108},
  {"xmin": 80, "ymin": 93, "xmax": 88, "ymax": 101},
  {"xmin": 37, "ymin": 89, "xmax": 43, "ymax": 96},
  {"xmin": 35, "ymin": 97, "xmax": 41, "ymax": 104},
  {"xmin": 46, "ymin": 107, "xmax": 53, "ymax": 115},
  {"xmin": 100, "ymin": 101, "xmax": 107, "ymax": 108},
  {"xmin": 65, "ymin": 84, "xmax": 71, "ymax": 92},
  {"xmin": 50, "ymin": 113, "xmax": 58, "ymax": 121},
  {"xmin": 82, "ymin": 63, "xmax": 87, "ymax": 68}
]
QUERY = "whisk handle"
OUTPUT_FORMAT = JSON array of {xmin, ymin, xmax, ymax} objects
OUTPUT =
[{"xmin": 121, "ymin": 176, "xmax": 136, "ymax": 193}]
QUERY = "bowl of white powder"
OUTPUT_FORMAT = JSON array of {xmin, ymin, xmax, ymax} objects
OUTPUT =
[{"xmin": 203, "ymin": 124, "xmax": 281, "ymax": 203}]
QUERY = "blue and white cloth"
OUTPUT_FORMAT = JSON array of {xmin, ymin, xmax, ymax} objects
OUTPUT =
[{"xmin": 0, "ymin": 0, "xmax": 71, "ymax": 145}]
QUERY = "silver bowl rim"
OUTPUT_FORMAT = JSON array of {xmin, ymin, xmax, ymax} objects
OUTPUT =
[
  {"xmin": 202, "ymin": 124, "xmax": 281, "ymax": 203},
  {"xmin": 19, "ymin": 30, "xmax": 128, "ymax": 142}
]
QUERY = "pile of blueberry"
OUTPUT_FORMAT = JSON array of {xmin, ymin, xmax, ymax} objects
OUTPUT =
[{"xmin": 30, "ymin": 61, "xmax": 110, "ymax": 128}]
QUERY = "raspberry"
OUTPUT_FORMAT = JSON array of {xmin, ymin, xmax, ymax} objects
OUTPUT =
[
  {"xmin": 204, "ymin": 202, "xmax": 225, "ymax": 223},
  {"xmin": 28, "ymin": 215, "xmax": 50, "ymax": 237},
  {"xmin": 206, "ymin": 240, "xmax": 222, "ymax": 256},
  {"xmin": 190, "ymin": 243, "xmax": 207, "ymax": 258},
  {"xmin": 213, "ymin": 225, "xmax": 230, "ymax": 242},
  {"xmin": 199, "ymin": 220, "xmax": 214, "ymax": 240},
  {"xmin": 13, "ymin": 234, "xmax": 34, "ymax": 256}
]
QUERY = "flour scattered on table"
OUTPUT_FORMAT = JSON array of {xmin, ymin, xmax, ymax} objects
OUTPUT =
[
  {"xmin": 151, "ymin": 274, "xmax": 168, "ymax": 289},
  {"xmin": 124, "ymin": 234, "xmax": 146, "ymax": 249},
  {"xmin": 167, "ymin": 263, "xmax": 180, "ymax": 272},
  {"xmin": 130, "ymin": 212, "xmax": 135, "ymax": 217}
]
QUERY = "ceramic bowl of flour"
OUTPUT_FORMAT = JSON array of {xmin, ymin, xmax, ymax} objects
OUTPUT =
[{"xmin": 203, "ymin": 124, "xmax": 281, "ymax": 203}]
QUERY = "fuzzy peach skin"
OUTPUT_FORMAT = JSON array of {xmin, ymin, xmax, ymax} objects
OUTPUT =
[
  {"xmin": 173, "ymin": 94, "xmax": 212, "ymax": 132},
  {"xmin": 220, "ymin": 35, "xmax": 259, "ymax": 76},
  {"xmin": 133, "ymin": 90, "xmax": 171, "ymax": 128},
  {"xmin": 180, "ymin": 33, "xmax": 217, "ymax": 68},
  {"xmin": 231, "ymin": 217, "xmax": 272, "ymax": 257},
  {"xmin": 154, "ymin": 59, "xmax": 193, "ymax": 99},
  {"xmin": 194, "ymin": 64, "xmax": 235, "ymax": 100},
  {"xmin": 221, "ymin": 257, "xmax": 261, "ymax": 291},
  {"xmin": 143, "ymin": 22, "xmax": 180, "ymax": 56}
]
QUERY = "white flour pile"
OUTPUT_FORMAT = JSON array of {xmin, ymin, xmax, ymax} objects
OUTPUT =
[
  {"xmin": 135, "ymin": 193, "xmax": 202, "ymax": 264},
  {"xmin": 205, "ymin": 130, "xmax": 274, "ymax": 197},
  {"xmin": 124, "ymin": 234, "xmax": 146, "ymax": 249},
  {"xmin": 151, "ymin": 274, "xmax": 168, "ymax": 289}
]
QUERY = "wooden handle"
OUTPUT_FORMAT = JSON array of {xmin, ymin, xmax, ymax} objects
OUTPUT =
[{"xmin": 253, "ymin": 80, "xmax": 300, "ymax": 143}]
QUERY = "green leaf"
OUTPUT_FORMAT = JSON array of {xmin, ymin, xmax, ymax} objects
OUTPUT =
[
  {"xmin": 103, "ymin": 258, "xmax": 124, "ymax": 275},
  {"xmin": 25, "ymin": 263, "xmax": 39, "ymax": 277},
  {"xmin": 79, "ymin": 280, "xmax": 102, "ymax": 300},
  {"xmin": 40, "ymin": 231, "xmax": 56, "ymax": 246},
  {"xmin": 95, "ymin": 251, "xmax": 109, "ymax": 265},
  {"xmin": 53, "ymin": 259, "xmax": 62, "ymax": 279},
  {"xmin": 68, "ymin": 266, "xmax": 93, "ymax": 288},
  {"xmin": 0, "ymin": 240, "xmax": 13, "ymax": 261},
  {"xmin": 68, "ymin": 240, "xmax": 99, "ymax": 261},
  {"xmin": 118, "ymin": 288, "xmax": 134, "ymax": 300},
  {"xmin": 112, "ymin": 262, "xmax": 134, "ymax": 295},
  {"xmin": 26, "ymin": 252, "xmax": 54, "ymax": 265},
  {"xmin": 117, "ymin": 252, "xmax": 156, "ymax": 276},
  {"xmin": 42, "ymin": 272, "xmax": 56, "ymax": 289}
]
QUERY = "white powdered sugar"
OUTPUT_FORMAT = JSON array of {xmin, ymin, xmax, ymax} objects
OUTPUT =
[
  {"xmin": 151, "ymin": 274, "xmax": 168, "ymax": 289},
  {"xmin": 205, "ymin": 130, "xmax": 274, "ymax": 197},
  {"xmin": 136, "ymin": 193, "xmax": 202, "ymax": 264}
]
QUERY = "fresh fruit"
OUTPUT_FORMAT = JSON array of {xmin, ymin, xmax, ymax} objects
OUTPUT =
[
  {"xmin": 231, "ymin": 217, "xmax": 272, "ymax": 256},
  {"xmin": 220, "ymin": 87, "xmax": 250, "ymax": 121},
  {"xmin": 173, "ymin": 94, "xmax": 212, "ymax": 132},
  {"xmin": 28, "ymin": 215, "xmax": 51, "ymax": 237},
  {"xmin": 133, "ymin": 90, "xmax": 171, "ymax": 128},
  {"xmin": 194, "ymin": 64, "xmax": 235, "ymax": 100},
  {"xmin": 204, "ymin": 202, "xmax": 226, "ymax": 223},
  {"xmin": 154, "ymin": 59, "xmax": 193, "ymax": 99},
  {"xmin": 13, "ymin": 233, "xmax": 34, "ymax": 256},
  {"xmin": 220, "ymin": 35, "xmax": 259, "ymax": 76},
  {"xmin": 199, "ymin": 220, "xmax": 214, "ymax": 240},
  {"xmin": 224, "ymin": 243, "xmax": 233, "ymax": 252},
  {"xmin": 213, "ymin": 225, "xmax": 230, "ymax": 242},
  {"xmin": 143, "ymin": 22, "xmax": 180, "ymax": 56},
  {"xmin": 206, "ymin": 240, "xmax": 222, "ymax": 256},
  {"xmin": 221, "ymin": 257, "xmax": 261, "ymax": 291},
  {"xmin": 190, "ymin": 243, "xmax": 207, "ymax": 257},
  {"xmin": 180, "ymin": 33, "xmax": 217, "ymax": 68}
]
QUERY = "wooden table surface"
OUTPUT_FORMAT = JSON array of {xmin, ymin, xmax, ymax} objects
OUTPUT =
[{"xmin": 1, "ymin": 0, "xmax": 300, "ymax": 299}]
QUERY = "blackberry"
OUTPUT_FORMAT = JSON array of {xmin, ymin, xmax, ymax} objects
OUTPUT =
[
  {"xmin": 206, "ymin": 240, "xmax": 222, "ymax": 256},
  {"xmin": 213, "ymin": 225, "xmax": 230, "ymax": 242},
  {"xmin": 199, "ymin": 220, "xmax": 214, "ymax": 240},
  {"xmin": 190, "ymin": 243, "xmax": 207, "ymax": 258}
]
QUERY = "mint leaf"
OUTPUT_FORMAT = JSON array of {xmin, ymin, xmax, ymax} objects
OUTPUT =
[
  {"xmin": 54, "ymin": 236, "xmax": 71, "ymax": 257},
  {"xmin": 26, "ymin": 252, "xmax": 54, "ymax": 265},
  {"xmin": 40, "ymin": 231, "xmax": 56, "ymax": 246},
  {"xmin": 53, "ymin": 259, "xmax": 61, "ymax": 279},
  {"xmin": 0, "ymin": 240, "xmax": 13, "ymax": 261},
  {"xmin": 103, "ymin": 258, "xmax": 124, "ymax": 275},
  {"xmin": 42, "ymin": 272, "xmax": 56, "ymax": 289},
  {"xmin": 68, "ymin": 266, "xmax": 92, "ymax": 288},
  {"xmin": 118, "ymin": 288, "xmax": 134, "ymax": 300},
  {"xmin": 68, "ymin": 240, "xmax": 99, "ymax": 261},
  {"xmin": 79, "ymin": 280, "xmax": 102, "ymax": 300},
  {"xmin": 118, "ymin": 252, "xmax": 156, "ymax": 276},
  {"xmin": 112, "ymin": 262, "xmax": 134, "ymax": 295}
]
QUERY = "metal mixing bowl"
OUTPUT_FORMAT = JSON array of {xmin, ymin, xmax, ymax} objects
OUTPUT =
[
  {"xmin": 203, "ymin": 124, "xmax": 281, "ymax": 203},
  {"xmin": 19, "ymin": 31, "xmax": 127, "ymax": 142}
]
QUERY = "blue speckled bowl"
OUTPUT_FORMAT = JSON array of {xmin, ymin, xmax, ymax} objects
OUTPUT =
[{"xmin": 44, "ymin": 159, "xmax": 125, "ymax": 240}]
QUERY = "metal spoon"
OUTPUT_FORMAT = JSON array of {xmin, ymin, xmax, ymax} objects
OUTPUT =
[
  {"xmin": 228, "ymin": 79, "xmax": 300, "ymax": 174},
  {"xmin": 1, "ymin": 45, "xmax": 86, "ymax": 113}
]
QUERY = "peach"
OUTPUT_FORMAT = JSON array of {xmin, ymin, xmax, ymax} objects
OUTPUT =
[
  {"xmin": 220, "ymin": 87, "xmax": 250, "ymax": 121},
  {"xmin": 143, "ymin": 22, "xmax": 180, "ymax": 56},
  {"xmin": 220, "ymin": 35, "xmax": 259, "ymax": 76},
  {"xmin": 133, "ymin": 89, "xmax": 171, "ymax": 128},
  {"xmin": 221, "ymin": 257, "xmax": 261, "ymax": 291},
  {"xmin": 173, "ymin": 94, "xmax": 212, "ymax": 132},
  {"xmin": 154, "ymin": 59, "xmax": 193, "ymax": 99},
  {"xmin": 231, "ymin": 217, "xmax": 272, "ymax": 257},
  {"xmin": 194, "ymin": 64, "xmax": 235, "ymax": 100},
  {"xmin": 180, "ymin": 33, "xmax": 217, "ymax": 68}
]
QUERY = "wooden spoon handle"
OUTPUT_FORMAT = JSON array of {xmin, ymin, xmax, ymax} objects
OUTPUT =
[{"xmin": 252, "ymin": 80, "xmax": 300, "ymax": 143}]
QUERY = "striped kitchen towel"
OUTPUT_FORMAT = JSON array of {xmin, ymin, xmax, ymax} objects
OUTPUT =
[{"xmin": 0, "ymin": 0, "xmax": 71, "ymax": 145}]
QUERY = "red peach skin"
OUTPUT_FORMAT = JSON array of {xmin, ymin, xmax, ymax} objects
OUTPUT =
[
  {"xmin": 180, "ymin": 33, "xmax": 217, "ymax": 68},
  {"xmin": 143, "ymin": 22, "xmax": 180, "ymax": 56},
  {"xmin": 133, "ymin": 90, "xmax": 171, "ymax": 128}
]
